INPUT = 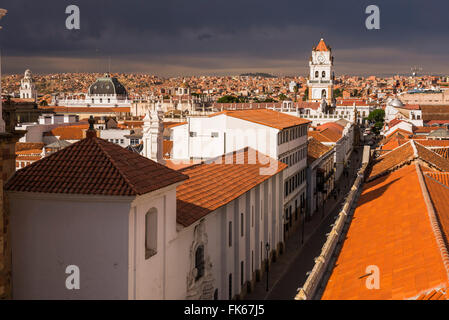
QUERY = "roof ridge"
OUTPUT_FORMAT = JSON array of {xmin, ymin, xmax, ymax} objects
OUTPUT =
[
  {"xmin": 415, "ymin": 163, "xmax": 449, "ymax": 282},
  {"xmin": 411, "ymin": 139, "xmax": 418, "ymax": 157},
  {"xmin": 423, "ymin": 172, "xmax": 449, "ymax": 191},
  {"xmin": 377, "ymin": 140, "xmax": 413, "ymax": 160},
  {"xmin": 93, "ymin": 138, "xmax": 141, "ymax": 195}
]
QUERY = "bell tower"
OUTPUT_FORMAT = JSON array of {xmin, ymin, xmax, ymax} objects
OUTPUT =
[
  {"xmin": 307, "ymin": 38, "xmax": 334, "ymax": 104},
  {"xmin": 19, "ymin": 69, "xmax": 37, "ymax": 102}
]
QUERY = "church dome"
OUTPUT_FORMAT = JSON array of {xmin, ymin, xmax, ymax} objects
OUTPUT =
[
  {"xmin": 88, "ymin": 73, "xmax": 127, "ymax": 96},
  {"xmin": 389, "ymin": 98, "xmax": 404, "ymax": 107}
]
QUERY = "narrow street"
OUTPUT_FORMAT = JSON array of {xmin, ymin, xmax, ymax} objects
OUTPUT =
[{"xmin": 244, "ymin": 146, "xmax": 363, "ymax": 300}]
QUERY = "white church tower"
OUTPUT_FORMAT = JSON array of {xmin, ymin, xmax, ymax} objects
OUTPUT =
[
  {"xmin": 142, "ymin": 105, "xmax": 165, "ymax": 164},
  {"xmin": 307, "ymin": 38, "xmax": 334, "ymax": 103},
  {"xmin": 20, "ymin": 69, "xmax": 37, "ymax": 101}
]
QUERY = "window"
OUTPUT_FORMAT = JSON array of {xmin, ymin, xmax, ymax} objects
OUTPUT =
[
  {"xmin": 115, "ymin": 139, "xmax": 119, "ymax": 143},
  {"xmin": 322, "ymin": 71, "xmax": 326, "ymax": 78},
  {"xmin": 252, "ymin": 251, "xmax": 254, "ymax": 273},
  {"xmin": 211, "ymin": 132, "xmax": 219, "ymax": 138},
  {"xmin": 240, "ymin": 261, "xmax": 244, "ymax": 286},
  {"xmin": 315, "ymin": 71, "xmax": 319, "ymax": 78},
  {"xmin": 195, "ymin": 245, "xmax": 205, "ymax": 281},
  {"xmin": 145, "ymin": 208, "xmax": 157, "ymax": 259},
  {"xmin": 120, "ymin": 139, "xmax": 124, "ymax": 144},
  {"xmin": 229, "ymin": 274, "xmax": 233, "ymax": 300},
  {"xmin": 252, "ymin": 206, "xmax": 254, "ymax": 228},
  {"xmin": 190, "ymin": 132, "xmax": 197, "ymax": 137},
  {"xmin": 241, "ymin": 213, "xmax": 244, "ymax": 237},
  {"xmin": 229, "ymin": 221, "xmax": 232, "ymax": 247}
]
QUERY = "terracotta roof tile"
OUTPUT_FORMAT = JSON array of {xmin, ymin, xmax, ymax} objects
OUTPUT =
[
  {"xmin": 415, "ymin": 142, "xmax": 449, "ymax": 172},
  {"xmin": 322, "ymin": 165, "xmax": 449, "ymax": 300},
  {"xmin": 307, "ymin": 137, "xmax": 332, "ymax": 163},
  {"xmin": 6, "ymin": 137, "xmax": 188, "ymax": 196},
  {"xmin": 16, "ymin": 142, "xmax": 45, "ymax": 152},
  {"xmin": 176, "ymin": 148, "xmax": 287, "ymax": 227},
  {"xmin": 209, "ymin": 109, "xmax": 310, "ymax": 130},
  {"xmin": 369, "ymin": 141, "xmax": 415, "ymax": 179},
  {"xmin": 314, "ymin": 38, "xmax": 330, "ymax": 52}
]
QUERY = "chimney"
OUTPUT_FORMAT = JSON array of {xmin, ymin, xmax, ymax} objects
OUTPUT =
[{"xmin": 86, "ymin": 115, "xmax": 97, "ymax": 139}]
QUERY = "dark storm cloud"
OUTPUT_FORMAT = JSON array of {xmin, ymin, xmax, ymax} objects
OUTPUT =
[{"xmin": 1, "ymin": 0, "xmax": 449, "ymax": 76}]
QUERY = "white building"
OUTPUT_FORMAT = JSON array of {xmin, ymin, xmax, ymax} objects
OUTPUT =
[
  {"xmin": 307, "ymin": 39, "xmax": 334, "ymax": 103},
  {"xmin": 384, "ymin": 97, "xmax": 423, "ymax": 127},
  {"xmin": 6, "ymin": 122, "xmax": 287, "ymax": 300},
  {"xmin": 53, "ymin": 73, "xmax": 131, "ymax": 108},
  {"xmin": 171, "ymin": 109, "xmax": 310, "ymax": 237},
  {"xmin": 19, "ymin": 69, "xmax": 37, "ymax": 101}
]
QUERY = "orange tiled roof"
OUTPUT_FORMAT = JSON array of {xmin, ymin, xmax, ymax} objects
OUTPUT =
[
  {"xmin": 176, "ymin": 147, "xmax": 287, "ymax": 227},
  {"xmin": 307, "ymin": 137, "xmax": 332, "ymax": 163},
  {"xmin": 414, "ymin": 141, "xmax": 449, "ymax": 172},
  {"xmin": 314, "ymin": 38, "xmax": 330, "ymax": 52},
  {"xmin": 415, "ymin": 287, "xmax": 448, "ymax": 300},
  {"xmin": 6, "ymin": 136, "xmax": 188, "ymax": 196},
  {"xmin": 16, "ymin": 142, "xmax": 45, "ymax": 152},
  {"xmin": 16, "ymin": 149, "xmax": 42, "ymax": 155},
  {"xmin": 369, "ymin": 142, "xmax": 415, "ymax": 179},
  {"xmin": 209, "ymin": 109, "xmax": 310, "ymax": 130},
  {"xmin": 414, "ymin": 140, "xmax": 449, "ymax": 147},
  {"xmin": 433, "ymin": 148, "xmax": 449, "ymax": 159},
  {"xmin": 322, "ymin": 164, "xmax": 449, "ymax": 300}
]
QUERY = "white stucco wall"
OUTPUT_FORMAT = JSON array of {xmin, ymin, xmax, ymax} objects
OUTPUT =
[{"xmin": 9, "ymin": 193, "xmax": 132, "ymax": 300}]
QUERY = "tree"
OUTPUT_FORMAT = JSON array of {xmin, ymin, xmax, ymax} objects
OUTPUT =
[
  {"xmin": 278, "ymin": 94, "xmax": 288, "ymax": 101},
  {"xmin": 303, "ymin": 88, "xmax": 309, "ymax": 101},
  {"xmin": 333, "ymin": 88, "xmax": 343, "ymax": 98},
  {"xmin": 367, "ymin": 109, "xmax": 385, "ymax": 134}
]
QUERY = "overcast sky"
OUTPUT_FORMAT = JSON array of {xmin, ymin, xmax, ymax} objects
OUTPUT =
[{"xmin": 1, "ymin": 0, "xmax": 449, "ymax": 77}]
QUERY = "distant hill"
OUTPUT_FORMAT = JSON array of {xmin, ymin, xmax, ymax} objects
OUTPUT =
[{"xmin": 239, "ymin": 72, "xmax": 277, "ymax": 78}]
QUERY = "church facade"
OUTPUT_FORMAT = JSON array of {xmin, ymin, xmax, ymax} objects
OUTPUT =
[{"xmin": 52, "ymin": 73, "xmax": 132, "ymax": 108}]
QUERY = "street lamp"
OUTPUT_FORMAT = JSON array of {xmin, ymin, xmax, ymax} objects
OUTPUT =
[{"xmin": 265, "ymin": 242, "xmax": 270, "ymax": 292}]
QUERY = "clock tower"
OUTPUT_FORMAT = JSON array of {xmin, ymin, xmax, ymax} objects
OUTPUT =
[{"xmin": 307, "ymin": 38, "xmax": 334, "ymax": 104}]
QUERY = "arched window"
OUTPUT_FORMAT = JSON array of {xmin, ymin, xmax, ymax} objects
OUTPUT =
[
  {"xmin": 195, "ymin": 245, "xmax": 205, "ymax": 281},
  {"xmin": 145, "ymin": 208, "xmax": 158, "ymax": 259},
  {"xmin": 315, "ymin": 71, "xmax": 319, "ymax": 78},
  {"xmin": 321, "ymin": 89, "xmax": 327, "ymax": 98},
  {"xmin": 322, "ymin": 71, "xmax": 326, "ymax": 78}
]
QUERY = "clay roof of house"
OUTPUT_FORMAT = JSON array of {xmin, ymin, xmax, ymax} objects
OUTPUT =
[
  {"xmin": 414, "ymin": 141, "xmax": 449, "ymax": 172},
  {"xmin": 176, "ymin": 147, "xmax": 287, "ymax": 227},
  {"xmin": 414, "ymin": 140, "xmax": 449, "ymax": 147},
  {"xmin": 16, "ymin": 142, "xmax": 45, "ymax": 152},
  {"xmin": 321, "ymin": 164, "xmax": 449, "ymax": 300},
  {"xmin": 433, "ymin": 148, "xmax": 449, "ymax": 159},
  {"xmin": 370, "ymin": 141, "xmax": 449, "ymax": 180},
  {"xmin": 415, "ymin": 287, "xmax": 448, "ymax": 300},
  {"xmin": 44, "ymin": 124, "xmax": 89, "ymax": 141},
  {"xmin": 369, "ymin": 141, "xmax": 415, "ymax": 179},
  {"xmin": 6, "ymin": 136, "xmax": 188, "ymax": 196},
  {"xmin": 307, "ymin": 137, "xmax": 333, "ymax": 163},
  {"xmin": 209, "ymin": 109, "xmax": 310, "ymax": 130},
  {"xmin": 422, "ymin": 171, "xmax": 449, "ymax": 245},
  {"xmin": 309, "ymin": 127, "xmax": 342, "ymax": 143},
  {"xmin": 314, "ymin": 38, "xmax": 330, "ymax": 52},
  {"xmin": 16, "ymin": 149, "xmax": 42, "ymax": 155},
  {"xmin": 380, "ymin": 137, "xmax": 408, "ymax": 151}
]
